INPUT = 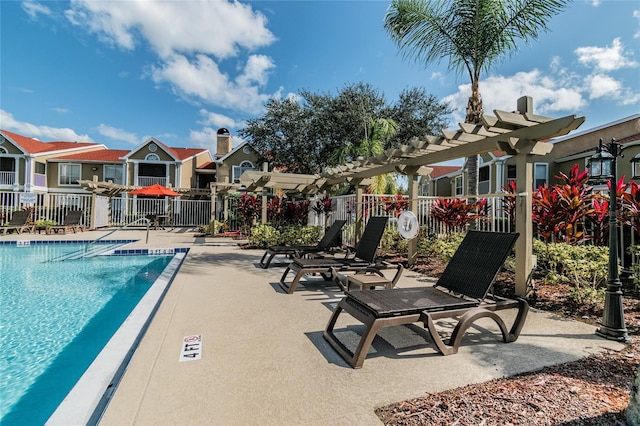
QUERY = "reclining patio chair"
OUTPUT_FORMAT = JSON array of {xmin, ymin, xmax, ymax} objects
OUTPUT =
[
  {"xmin": 323, "ymin": 231, "xmax": 529, "ymax": 368},
  {"xmin": 279, "ymin": 216, "xmax": 389, "ymax": 294},
  {"xmin": 2, "ymin": 209, "xmax": 34, "ymax": 235},
  {"xmin": 49, "ymin": 210, "xmax": 84, "ymax": 234},
  {"xmin": 259, "ymin": 219, "xmax": 346, "ymax": 269}
]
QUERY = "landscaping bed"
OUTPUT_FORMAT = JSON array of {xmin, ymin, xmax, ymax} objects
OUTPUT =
[{"xmin": 377, "ymin": 253, "xmax": 640, "ymax": 425}]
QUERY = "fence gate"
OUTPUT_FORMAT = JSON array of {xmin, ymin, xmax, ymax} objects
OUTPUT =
[{"xmin": 94, "ymin": 196, "xmax": 110, "ymax": 228}]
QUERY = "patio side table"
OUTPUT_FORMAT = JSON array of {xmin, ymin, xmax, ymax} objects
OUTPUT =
[{"xmin": 347, "ymin": 274, "xmax": 393, "ymax": 291}]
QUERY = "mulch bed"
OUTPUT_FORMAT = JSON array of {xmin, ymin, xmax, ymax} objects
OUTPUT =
[{"xmin": 376, "ymin": 253, "xmax": 640, "ymax": 425}]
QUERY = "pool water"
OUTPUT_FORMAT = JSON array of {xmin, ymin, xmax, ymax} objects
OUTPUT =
[{"xmin": 0, "ymin": 242, "xmax": 175, "ymax": 425}]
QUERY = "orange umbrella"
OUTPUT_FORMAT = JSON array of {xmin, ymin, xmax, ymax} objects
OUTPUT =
[{"xmin": 129, "ymin": 183, "xmax": 180, "ymax": 197}]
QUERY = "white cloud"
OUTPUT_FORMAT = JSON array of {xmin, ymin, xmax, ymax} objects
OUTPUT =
[
  {"xmin": 0, "ymin": 109, "xmax": 93, "ymax": 142},
  {"xmin": 197, "ymin": 109, "xmax": 243, "ymax": 129},
  {"xmin": 0, "ymin": 110, "xmax": 93, "ymax": 142},
  {"xmin": 634, "ymin": 10, "xmax": 640, "ymax": 39},
  {"xmin": 67, "ymin": 0, "xmax": 274, "ymax": 59},
  {"xmin": 575, "ymin": 38, "xmax": 639, "ymax": 72},
  {"xmin": 65, "ymin": 1, "xmax": 278, "ymax": 115},
  {"xmin": 96, "ymin": 124, "xmax": 143, "ymax": 146},
  {"xmin": 51, "ymin": 107, "xmax": 68, "ymax": 114},
  {"xmin": 587, "ymin": 73, "xmax": 622, "ymax": 99},
  {"xmin": 150, "ymin": 53, "xmax": 276, "ymax": 114},
  {"xmin": 442, "ymin": 70, "xmax": 587, "ymax": 123},
  {"xmin": 22, "ymin": 2, "xmax": 52, "ymax": 19},
  {"xmin": 190, "ymin": 110, "xmax": 247, "ymax": 149}
]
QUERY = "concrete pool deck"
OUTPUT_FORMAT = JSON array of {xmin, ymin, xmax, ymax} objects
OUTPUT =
[{"xmin": 11, "ymin": 228, "xmax": 627, "ymax": 425}]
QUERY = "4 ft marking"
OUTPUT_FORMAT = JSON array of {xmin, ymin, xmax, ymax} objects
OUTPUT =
[{"xmin": 179, "ymin": 335, "xmax": 202, "ymax": 362}]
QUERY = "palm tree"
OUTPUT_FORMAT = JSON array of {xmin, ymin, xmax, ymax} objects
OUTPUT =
[
  {"xmin": 361, "ymin": 118, "xmax": 399, "ymax": 194},
  {"xmin": 384, "ymin": 0, "xmax": 569, "ymax": 197}
]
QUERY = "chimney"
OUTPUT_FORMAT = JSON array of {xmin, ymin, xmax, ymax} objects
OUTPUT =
[{"xmin": 216, "ymin": 128, "xmax": 232, "ymax": 158}]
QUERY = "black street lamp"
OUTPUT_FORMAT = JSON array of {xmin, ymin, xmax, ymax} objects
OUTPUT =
[
  {"xmin": 632, "ymin": 152, "xmax": 640, "ymax": 180},
  {"xmin": 587, "ymin": 138, "xmax": 630, "ymax": 342}
]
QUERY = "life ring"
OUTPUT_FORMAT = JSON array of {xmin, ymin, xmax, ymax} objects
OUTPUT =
[{"xmin": 398, "ymin": 211, "xmax": 419, "ymax": 239}]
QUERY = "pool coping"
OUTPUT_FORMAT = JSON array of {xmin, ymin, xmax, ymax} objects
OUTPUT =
[{"xmin": 44, "ymin": 249, "xmax": 187, "ymax": 425}]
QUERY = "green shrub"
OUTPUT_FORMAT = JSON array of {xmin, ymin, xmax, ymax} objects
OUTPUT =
[
  {"xmin": 629, "ymin": 244, "xmax": 639, "ymax": 292},
  {"xmin": 35, "ymin": 219, "xmax": 57, "ymax": 228},
  {"xmin": 533, "ymin": 239, "xmax": 609, "ymax": 288},
  {"xmin": 197, "ymin": 220, "xmax": 226, "ymax": 235},
  {"xmin": 278, "ymin": 225, "xmax": 322, "ymax": 246},
  {"xmin": 249, "ymin": 224, "xmax": 280, "ymax": 249},
  {"xmin": 533, "ymin": 240, "xmax": 609, "ymax": 305}
]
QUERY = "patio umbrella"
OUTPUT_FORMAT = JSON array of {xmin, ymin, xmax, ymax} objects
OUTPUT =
[
  {"xmin": 129, "ymin": 183, "xmax": 180, "ymax": 197},
  {"xmin": 129, "ymin": 184, "xmax": 181, "ymax": 228}
]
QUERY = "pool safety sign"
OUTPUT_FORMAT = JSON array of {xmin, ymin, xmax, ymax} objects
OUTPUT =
[{"xmin": 179, "ymin": 334, "xmax": 202, "ymax": 362}]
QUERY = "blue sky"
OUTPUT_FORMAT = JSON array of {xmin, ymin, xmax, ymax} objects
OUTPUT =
[{"xmin": 1, "ymin": 0, "xmax": 639, "ymax": 156}]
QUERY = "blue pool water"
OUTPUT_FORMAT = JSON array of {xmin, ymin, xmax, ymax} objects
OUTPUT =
[{"xmin": 0, "ymin": 242, "xmax": 179, "ymax": 425}]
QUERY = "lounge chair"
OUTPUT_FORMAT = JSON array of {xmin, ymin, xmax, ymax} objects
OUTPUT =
[
  {"xmin": 279, "ymin": 216, "xmax": 390, "ymax": 294},
  {"xmin": 259, "ymin": 219, "xmax": 346, "ymax": 268},
  {"xmin": 323, "ymin": 230, "xmax": 529, "ymax": 368},
  {"xmin": 49, "ymin": 210, "xmax": 84, "ymax": 234},
  {"xmin": 2, "ymin": 209, "xmax": 34, "ymax": 235}
]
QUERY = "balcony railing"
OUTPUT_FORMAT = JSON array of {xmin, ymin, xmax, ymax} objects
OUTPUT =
[
  {"xmin": 137, "ymin": 176, "xmax": 167, "ymax": 187},
  {"xmin": 0, "ymin": 171, "xmax": 16, "ymax": 185},
  {"xmin": 34, "ymin": 173, "xmax": 46, "ymax": 187}
]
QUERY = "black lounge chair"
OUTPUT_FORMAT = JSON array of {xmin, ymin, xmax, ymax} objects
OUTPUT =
[
  {"xmin": 49, "ymin": 210, "xmax": 84, "ymax": 234},
  {"xmin": 323, "ymin": 231, "xmax": 529, "ymax": 368},
  {"xmin": 259, "ymin": 219, "xmax": 346, "ymax": 269},
  {"xmin": 2, "ymin": 209, "xmax": 34, "ymax": 235},
  {"xmin": 279, "ymin": 216, "xmax": 389, "ymax": 294}
]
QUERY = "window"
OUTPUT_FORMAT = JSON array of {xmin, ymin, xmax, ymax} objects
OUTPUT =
[
  {"xmin": 534, "ymin": 163, "xmax": 548, "ymax": 188},
  {"xmin": 454, "ymin": 175, "xmax": 464, "ymax": 195},
  {"xmin": 507, "ymin": 165, "xmax": 516, "ymax": 183},
  {"xmin": 145, "ymin": 153, "xmax": 160, "ymax": 161},
  {"xmin": 104, "ymin": 165, "xmax": 122, "ymax": 184},
  {"xmin": 59, "ymin": 163, "xmax": 81, "ymax": 185},
  {"xmin": 232, "ymin": 161, "xmax": 255, "ymax": 183},
  {"xmin": 35, "ymin": 162, "xmax": 46, "ymax": 174},
  {"xmin": 479, "ymin": 166, "xmax": 490, "ymax": 182}
]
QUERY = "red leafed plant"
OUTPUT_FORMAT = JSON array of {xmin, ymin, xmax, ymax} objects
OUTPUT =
[
  {"xmin": 430, "ymin": 197, "xmax": 487, "ymax": 231},
  {"xmin": 619, "ymin": 179, "xmax": 640, "ymax": 236},
  {"xmin": 381, "ymin": 194, "xmax": 408, "ymax": 217},
  {"xmin": 311, "ymin": 194, "xmax": 333, "ymax": 215},
  {"xmin": 238, "ymin": 193, "xmax": 260, "ymax": 229},
  {"xmin": 501, "ymin": 180, "xmax": 517, "ymax": 232},
  {"xmin": 532, "ymin": 164, "xmax": 596, "ymax": 244},
  {"xmin": 285, "ymin": 200, "xmax": 310, "ymax": 226},
  {"xmin": 267, "ymin": 196, "xmax": 286, "ymax": 225}
]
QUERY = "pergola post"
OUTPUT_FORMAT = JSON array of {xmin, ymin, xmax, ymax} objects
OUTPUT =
[
  {"xmin": 209, "ymin": 184, "xmax": 217, "ymax": 236},
  {"xmin": 515, "ymin": 151, "xmax": 534, "ymax": 297},
  {"xmin": 261, "ymin": 162, "xmax": 268, "ymax": 225},
  {"xmin": 355, "ymin": 183, "xmax": 364, "ymax": 241},
  {"xmin": 407, "ymin": 173, "xmax": 419, "ymax": 266}
]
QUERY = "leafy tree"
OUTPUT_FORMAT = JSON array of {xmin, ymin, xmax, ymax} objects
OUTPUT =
[
  {"xmin": 387, "ymin": 87, "xmax": 451, "ymax": 147},
  {"xmin": 384, "ymin": 0, "xmax": 570, "ymax": 197},
  {"xmin": 238, "ymin": 82, "xmax": 450, "ymax": 176}
]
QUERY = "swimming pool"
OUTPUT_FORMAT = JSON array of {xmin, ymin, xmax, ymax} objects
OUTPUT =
[{"xmin": 0, "ymin": 240, "xmax": 187, "ymax": 425}]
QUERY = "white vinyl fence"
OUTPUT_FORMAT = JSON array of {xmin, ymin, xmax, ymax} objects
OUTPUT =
[{"xmin": 0, "ymin": 192, "xmax": 93, "ymax": 229}]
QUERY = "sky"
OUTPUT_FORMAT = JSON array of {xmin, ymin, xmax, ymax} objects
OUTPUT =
[{"xmin": 1, "ymin": 0, "xmax": 639, "ymax": 158}]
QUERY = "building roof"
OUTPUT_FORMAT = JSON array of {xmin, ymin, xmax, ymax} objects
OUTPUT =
[
  {"xmin": 52, "ymin": 149, "xmax": 131, "ymax": 162},
  {"xmin": 1, "ymin": 129, "xmax": 100, "ymax": 154},
  {"xmin": 430, "ymin": 165, "xmax": 461, "ymax": 178}
]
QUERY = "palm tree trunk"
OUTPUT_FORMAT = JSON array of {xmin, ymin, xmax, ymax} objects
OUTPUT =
[{"xmin": 465, "ymin": 80, "xmax": 483, "ymax": 229}]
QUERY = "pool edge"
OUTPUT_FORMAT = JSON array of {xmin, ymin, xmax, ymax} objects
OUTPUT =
[{"xmin": 45, "ymin": 251, "xmax": 187, "ymax": 426}]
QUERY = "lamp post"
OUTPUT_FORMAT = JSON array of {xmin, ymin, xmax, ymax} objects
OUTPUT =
[{"xmin": 587, "ymin": 138, "xmax": 630, "ymax": 342}]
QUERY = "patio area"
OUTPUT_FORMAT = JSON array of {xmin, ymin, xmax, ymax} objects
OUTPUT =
[{"xmin": 16, "ymin": 229, "xmax": 625, "ymax": 425}]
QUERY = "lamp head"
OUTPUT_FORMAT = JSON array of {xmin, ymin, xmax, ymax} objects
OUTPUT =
[{"xmin": 588, "ymin": 138, "xmax": 614, "ymax": 183}]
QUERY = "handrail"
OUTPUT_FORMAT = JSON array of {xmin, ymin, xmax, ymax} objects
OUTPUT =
[{"xmin": 89, "ymin": 217, "xmax": 151, "ymax": 245}]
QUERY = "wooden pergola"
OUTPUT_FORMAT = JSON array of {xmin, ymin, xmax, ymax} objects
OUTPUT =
[{"xmin": 238, "ymin": 96, "xmax": 585, "ymax": 296}]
